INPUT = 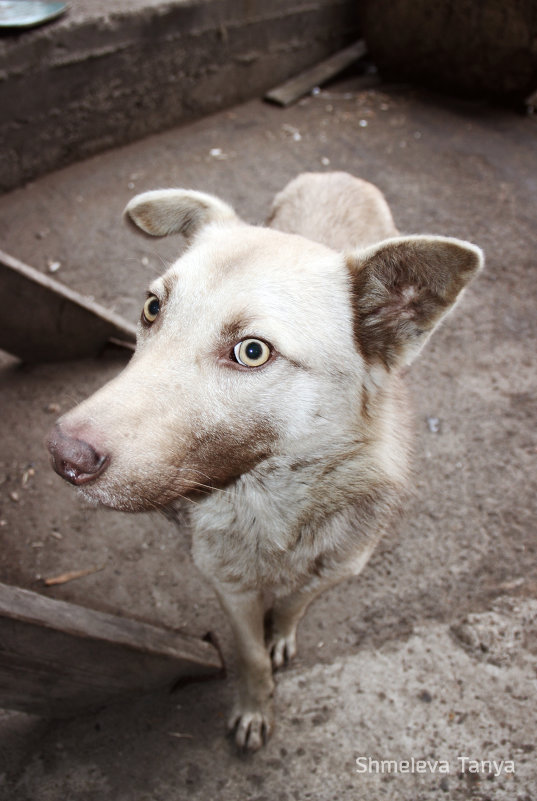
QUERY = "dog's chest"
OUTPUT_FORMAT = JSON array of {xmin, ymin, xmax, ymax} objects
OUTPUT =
[{"xmin": 189, "ymin": 470, "xmax": 344, "ymax": 591}]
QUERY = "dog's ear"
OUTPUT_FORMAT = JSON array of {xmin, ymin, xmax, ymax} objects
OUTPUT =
[
  {"xmin": 124, "ymin": 189, "xmax": 240, "ymax": 240},
  {"xmin": 347, "ymin": 235, "xmax": 484, "ymax": 369}
]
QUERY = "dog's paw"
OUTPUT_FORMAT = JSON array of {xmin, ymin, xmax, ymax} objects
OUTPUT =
[
  {"xmin": 268, "ymin": 630, "xmax": 297, "ymax": 670},
  {"xmin": 228, "ymin": 704, "xmax": 274, "ymax": 751}
]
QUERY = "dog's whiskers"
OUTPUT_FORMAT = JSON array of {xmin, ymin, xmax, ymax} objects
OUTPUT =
[{"xmin": 171, "ymin": 467, "xmax": 233, "ymax": 496}]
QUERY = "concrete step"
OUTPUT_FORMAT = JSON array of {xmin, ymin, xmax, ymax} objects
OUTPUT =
[{"xmin": 0, "ymin": 0, "xmax": 360, "ymax": 192}]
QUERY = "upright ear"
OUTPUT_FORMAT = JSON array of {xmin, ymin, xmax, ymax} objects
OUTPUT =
[
  {"xmin": 124, "ymin": 188, "xmax": 240, "ymax": 240},
  {"xmin": 347, "ymin": 235, "xmax": 484, "ymax": 369}
]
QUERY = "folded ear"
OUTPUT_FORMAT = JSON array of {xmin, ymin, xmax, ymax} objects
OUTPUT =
[
  {"xmin": 347, "ymin": 235, "xmax": 484, "ymax": 369},
  {"xmin": 124, "ymin": 189, "xmax": 240, "ymax": 240}
]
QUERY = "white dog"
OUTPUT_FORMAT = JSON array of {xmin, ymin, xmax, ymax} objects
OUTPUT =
[{"xmin": 48, "ymin": 172, "xmax": 483, "ymax": 750}]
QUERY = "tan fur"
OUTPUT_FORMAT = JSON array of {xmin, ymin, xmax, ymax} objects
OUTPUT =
[
  {"xmin": 267, "ymin": 171, "xmax": 398, "ymax": 250},
  {"xmin": 48, "ymin": 172, "xmax": 483, "ymax": 751}
]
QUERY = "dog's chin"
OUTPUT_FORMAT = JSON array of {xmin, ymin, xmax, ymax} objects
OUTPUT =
[{"xmin": 76, "ymin": 481, "xmax": 187, "ymax": 514}]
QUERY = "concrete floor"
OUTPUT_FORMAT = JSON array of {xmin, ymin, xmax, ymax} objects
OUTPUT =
[{"xmin": 0, "ymin": 81, "xmax": 536, "ymax": 799}]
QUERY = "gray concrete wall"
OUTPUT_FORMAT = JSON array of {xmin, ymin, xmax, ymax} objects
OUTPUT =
[{"xmin": 0, "ymin": 0, "xmax": 360, "ymax": 192}]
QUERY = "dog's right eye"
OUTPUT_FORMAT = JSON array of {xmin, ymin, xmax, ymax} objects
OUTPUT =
[
  {"xmin": 233, "ymin": 339, "xmax": 272, "ymax": 368},
  {"xmin": 142, "ymin": 295, "xmax": 160, "ymax": 325}
]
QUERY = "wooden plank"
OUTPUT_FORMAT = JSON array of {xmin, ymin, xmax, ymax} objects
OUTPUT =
[
  {"xmin": 264, "ymin": 40, "xmax": 367, "ymax": 107},
  {"xmin": 0, "ymin": 249, "xmax": 137, "ymax": 362},
  {"xmin": 0, "ymin": 582, "xmax": 223, "ymax": 717}
]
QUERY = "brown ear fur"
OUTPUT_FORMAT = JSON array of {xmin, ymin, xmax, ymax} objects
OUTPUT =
[{"xmin": 347, "ymin": 236, "xmax": 484, "ymax": 368}]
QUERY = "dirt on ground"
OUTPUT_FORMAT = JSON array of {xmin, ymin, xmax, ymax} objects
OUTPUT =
[{"xmin": 0, "ymin": 81, "xmax": 536, "ymax": 800}]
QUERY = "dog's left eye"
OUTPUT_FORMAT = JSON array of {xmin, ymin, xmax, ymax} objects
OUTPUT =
[
  {"xmin": 142, "ymin": 295, "xmax": 160, "ymax": 324},
  {"xmin": 233, "ymin": 339, "xmax": 271, "ymax": 368}
]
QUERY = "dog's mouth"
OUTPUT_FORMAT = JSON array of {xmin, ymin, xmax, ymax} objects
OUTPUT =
[
  {"xmin": 47, "ymin": 422, "xmax": 199, "ymax": 511},
  {"xmin": 75, "ymin": 480, "xmax": 170, "ymax": 514},
  {"xmin": 73, "ymin": 463, "xmax": 215, "ymax": 514}
]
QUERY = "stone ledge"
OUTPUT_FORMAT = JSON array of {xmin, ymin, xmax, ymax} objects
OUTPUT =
[{"xmin": 0, "ymin": 0, "xmax": 360, "ymax": 192}]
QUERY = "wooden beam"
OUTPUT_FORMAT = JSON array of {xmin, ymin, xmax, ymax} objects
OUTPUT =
[
  {"xmin": 0, "ymin": 582, "xmax": 223, "ymax": 717},
  {"xmin": 0, "ymin": 249, "xmax": 136, "ymax": 362},
  {"xmin": 264, "ymin": 40, "xmax": 367, "ymax": 107}
]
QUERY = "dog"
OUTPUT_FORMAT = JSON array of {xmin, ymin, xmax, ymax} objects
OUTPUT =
[{"xmin": 47, "ymin": 172, "xmax": 483, "ymax": 750}]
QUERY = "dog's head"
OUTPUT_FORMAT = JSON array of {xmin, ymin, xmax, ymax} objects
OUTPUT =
[{"xmin": 47, "ymin": 185, "xmax": 483, "ymax": 511}]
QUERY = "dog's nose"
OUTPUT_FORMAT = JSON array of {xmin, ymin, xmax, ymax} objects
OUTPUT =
[{"xmin": 47, "ymin": 425, "xmax": 109, "ymax": 486}]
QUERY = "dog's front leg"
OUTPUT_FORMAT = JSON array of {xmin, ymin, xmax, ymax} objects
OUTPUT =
[
  {"xmin": 214, "ymin": 583, "xmax": 274, "ymax": 750},
  {"xmin": 267, "ymin": 579, "xmax": 329, "ymax": 669},
  {"xmin": 267, "ymin": 559, "xmax": 368, "ymax": 669}
]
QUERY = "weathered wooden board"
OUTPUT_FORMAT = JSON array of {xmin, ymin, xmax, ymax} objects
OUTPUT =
[
  {"xmin": 0, "ymin": 249, "xmax": 136, "ymax": 362},
  {"xmin": 264, "ymin": 40, "xmax": 367, "ymax": 106},
  {"xmin": 0, "ymin": 582, "xmax": 223, "ymax": 717}
]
